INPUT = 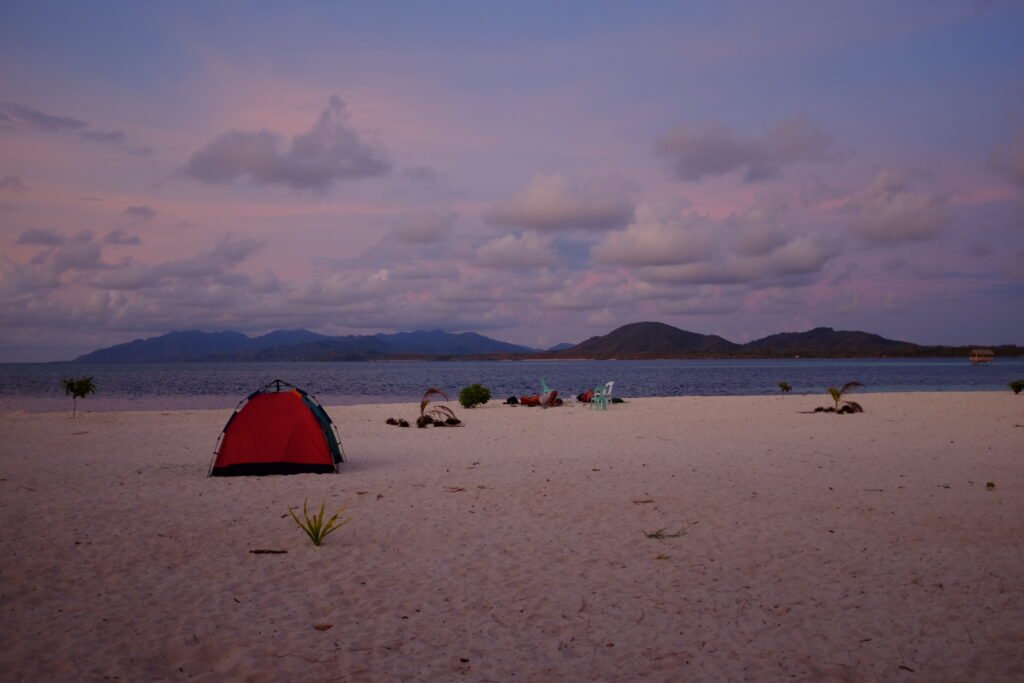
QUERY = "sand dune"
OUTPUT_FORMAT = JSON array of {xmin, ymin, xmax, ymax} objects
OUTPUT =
[{"xmin": 1, "ymin": 393, "xmax": 1022, "ymax": 681}]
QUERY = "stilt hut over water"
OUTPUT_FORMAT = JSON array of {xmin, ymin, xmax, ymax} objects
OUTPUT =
[{"xmin": 969, "ymin": 349, "xmax": 995, "ymax": 364}]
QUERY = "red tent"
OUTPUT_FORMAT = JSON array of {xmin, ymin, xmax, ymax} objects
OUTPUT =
[{"xmin": 209, "ymin": 381, "xmax": 345, "ymax": 476}]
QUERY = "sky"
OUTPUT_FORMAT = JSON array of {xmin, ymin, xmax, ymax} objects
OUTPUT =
[{"xmin": 1, "ymin": 1, "xmax": 1023, "ymax": 361}]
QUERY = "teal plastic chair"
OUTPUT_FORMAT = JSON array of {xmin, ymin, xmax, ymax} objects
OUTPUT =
[{"xmin": 590, "ymin": 381, "xmax": 614, "ymax": 410}]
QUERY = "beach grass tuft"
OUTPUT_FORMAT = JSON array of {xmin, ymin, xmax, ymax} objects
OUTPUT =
[{"xmin": 289, "ymin": 499, "xmax": 350, "ymax": 546}]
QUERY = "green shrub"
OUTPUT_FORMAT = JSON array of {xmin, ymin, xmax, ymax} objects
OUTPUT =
[
  {"xmin": 1010, "ymin": 380, "xmax": 1024, "ymax": 395},
  {"xmin": 459, "ymin": 383, "xmax": 492, "ymax": 408},
  {"xmin": 778, "ymin": 381, "xmax": 792, "ymax": 393}
]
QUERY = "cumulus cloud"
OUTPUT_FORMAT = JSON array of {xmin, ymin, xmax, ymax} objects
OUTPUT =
[
  {"xmin": 591, "ymin": 204, "xmax": 715, "ymax": 266},
  {"xmin": 476, "ymin": 232, "xmax": 559, "ymax": 269},
  {"xmin": 52, "ymin": 233, "xmax": 105, "ymax": 273},
  {"xmin": 389, "ymin": 208, "xmax": 456, "ymax": 245},
  {"xmin": 0, "ymin": 101, "xmax": 87, "ymax": 133},
  {"xmin": 93, "ymin": 264, "xmax": 162, "ymax": 291},
  {"xmin": 291, "ymin": 268, "xmax": 396, "ymax": 307},
  {"xmin": 162, "ymin": 235, "xmax": 264, "ymax": 278},
  {"xmin": 846, "ymin": 169, "xmax": 948, "ymax": 244},
  {"xmin": 990, "ymin": 128, "xmax": 1024, "ymax": 188},
  {"xmin": 0, "ymin": 101, "xmax": 147, "ymax": 153},
  {"xmin": 486, "ymin": 173, "xmax": 635, "ymax": 231},
  {"xmin": 0, "ymin": 176, "xmax": 27, "ymax": 193},
  {"xmin": 122, "ymin": 205, "xmax": 156, "ymax": 222},
  {"xmin": 593, "ymin": 201, "xmax": 837, "ymax": 287},
  {"xmin": 538, "ymin": 288, "xmax": 613, "ymax": 312},
  {"xmin": 657, "ymin": 117, "xmax": 830, "ymax": 183},
  {"xmin": 183, "ymin": 96, "xmax": 391, "ymax": 191},
  {"xmin": 731, "ymin": 220, "xmax": 792, "ymax": 257},
  {"xmin": 89, "ymin": 236, "xmax": 262, "ymax": 292},
  {"xmin": 637, "ymin": 234, "xmax": 837, "ymax": 286},
  {"xmin": 103, "ymin": 228, "xmax": 141, "ymax": 246},
  {"xmin": 13, "ymin": 229, "xmax": 119, "ymax": 279},
  {"xmin": 0, "ymin": 256, "xmax": 60, "ymax": 295},
  {"xmin": 16, "ymin": 227, "xmax": 64, "ymax": 246},
  {"xmin": 402, "ymin": 166, "xmax": 443, "ymax": 183},
  {"xmin": 800, "ymin": 175, "xmax": 847, "ymax": 207}
]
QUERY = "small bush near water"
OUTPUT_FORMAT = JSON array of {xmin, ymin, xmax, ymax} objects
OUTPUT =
[
  {"xmin": 62, "ymin": 376, "xmax": 96, "ymax": 417},
  {"xmin": 778, "ymin": 381, "xmax": 792, "ymax": 393},
  {"xmin": 459, "ymin": 384, "xmax": 492, "ymax": 408},
  {"xmin": 1010, "ymin": 380, "xmax": 1024, "ymax": 395}
]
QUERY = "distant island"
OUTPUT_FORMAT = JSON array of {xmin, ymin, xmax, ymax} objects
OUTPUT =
[{"xmin": 70, "ymin": 322, "xmax": 1022, "ymax": 363}]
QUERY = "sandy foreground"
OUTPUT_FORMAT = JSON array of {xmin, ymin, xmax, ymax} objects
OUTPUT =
[{"xmin": 1, "ymin": 392, "xmax": 1022, "ymax": 682}]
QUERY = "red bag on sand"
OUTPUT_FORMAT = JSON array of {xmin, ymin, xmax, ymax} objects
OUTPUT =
[{"xmin": 579, "ymin": 389, "xmax": 595, "ymax": 403}]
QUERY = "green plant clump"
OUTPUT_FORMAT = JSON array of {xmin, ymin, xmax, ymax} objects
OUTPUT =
[
  {"xmin": 289, "ymin": 499, "xmax": 350, "ymax": 546},
  {"xmin": 459, "ymin": 383, "xmax": 492, "ymax": 408},
  {"xmin": 826, "ymin": 381, "xmax": 864, "ymax": 413},
  {"xmin": 62, "ymin": 376, "xmax": 96, "ymax": 417},
  {"xmin": 1010, "ymin": 380, "xmax": 1024, "ymax": 395},
  {"xmin": 778, "ymin": 381, "xmax": 792, "ymax": 393},
  {"xmin": 418, "ymin": 387, "xmax": 461, "ymax": 427}
]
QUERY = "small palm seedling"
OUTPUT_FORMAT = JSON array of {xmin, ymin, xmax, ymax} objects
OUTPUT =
[
  {"xmin": 778, "ymin": 381, "xmax": 792, "ymax": 393},
  {"xmin": 62, "ymin": 376, "xmax": 96, "ymax": 417},
  {"xmin": 816, "ymin": 381, "xmax": 864, "ymax": 414},
  {"xmin": 418, "ymin": 387, "xmax": 461, "ymax": 427},
  {"xmin": 1010, "ymin": 380, "xmax": 1024, "ymax": 395},
  {"xmin": 289, "ymin": 499, "xmax": 350, "ymax": 546}
]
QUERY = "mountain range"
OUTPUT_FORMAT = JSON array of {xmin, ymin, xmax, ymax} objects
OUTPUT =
[
  {"xmin": 564, "ymin": 322, "xmax": 918, "ymax": 359},
  {"xmin": 71, "ymin": 322, "xmax": 1020, "ymax": 363},
  {"xmin": 73, "ymin": 328, "xmax": 534, "ymax": 363}
]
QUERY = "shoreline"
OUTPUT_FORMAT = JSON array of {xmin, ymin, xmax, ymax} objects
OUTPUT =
[
  {"xmin": 2, "ymin": 392, "xmax": 1022, "ymax": 680},
  {"xmin": 2, "ymin": 384, "xmax": 1021, "ymax": 415}
]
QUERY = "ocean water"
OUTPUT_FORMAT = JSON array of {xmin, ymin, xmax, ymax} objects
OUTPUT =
[{"xmin": 1, "ymin": 357, "xmax": 1023, "ymax": 412}]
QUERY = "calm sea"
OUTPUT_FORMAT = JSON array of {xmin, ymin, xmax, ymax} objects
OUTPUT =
[{"xmin": 1, "ymin": 358, "xmax": 1022, "ymax": 412}]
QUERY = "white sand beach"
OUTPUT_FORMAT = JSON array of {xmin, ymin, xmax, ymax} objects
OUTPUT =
[{"xmin": 1, "ymin": 392, "xmax": 1022, "ymax": 682}]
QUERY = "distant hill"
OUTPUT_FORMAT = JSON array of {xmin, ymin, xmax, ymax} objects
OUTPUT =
[
  {"xmin": 560, "ymin": 322, "xmax": 930, "ymax": 358},
  {"xmin": 74, "ymin": 330, "xmax": 254, "ymax": 363},
  {"xmin": 547, "ymin": 342, "xmax": 576, "ymax": 352},
  {"xmin": 375, "ymin": 329, "xmax": 533, "ymax": 355},
  {"xmin": 742, "ymin": 327, "xmax": 917, "ymax": 356},
  {"xmin": 74, "ymin": 328, "xmax": 535, "ymax": 363},
  {"xmin": 568, "ymin": 322, "xmax": 740, "ymax": 357},
  {"xmin": 249, "ymin": 328, "xmax": 329, "ymax": 350}
]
